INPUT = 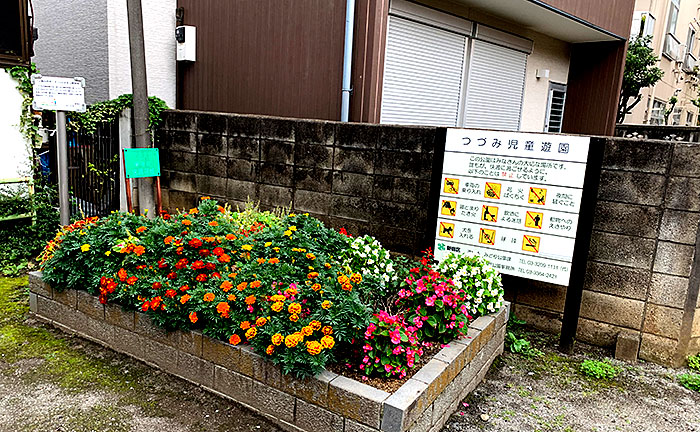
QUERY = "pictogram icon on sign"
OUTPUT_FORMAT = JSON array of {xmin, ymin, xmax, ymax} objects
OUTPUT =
[
  {"xmin": 439, "ymin": 222, "xmax": 455, "ymax": 238},
  {"xmin": 481, "ymin": 205, "xmax": 498, "ymax": 223},
  {"xmin": 441, "ymin": 200, "xmax": 457, "ymax": 216},
  {"xmin": 444, "ymin": 178, "xmax": 459, "ymax": 194},
  {"xmin": 525, "ymin": 211, "xmax": 543, "ymax": 229},
  {"xmin": 479, "ymin": 228, "xmax": 496, "ymax": 245},
  {"xmin": 522, "ymin": 235, "xmax": 540, "ymax": 253},
  {"xmin": 484, "ymin": 182, "xmax": 501, "ymax": 199},
  {"xmin": 528, "ymin": 187, "xmax": 547, "ymax": 205}
]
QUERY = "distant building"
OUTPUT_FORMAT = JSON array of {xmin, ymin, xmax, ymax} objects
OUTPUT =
[{"xmin": 623, "ymin": 0, "xmax": 700, "ymax": 126}]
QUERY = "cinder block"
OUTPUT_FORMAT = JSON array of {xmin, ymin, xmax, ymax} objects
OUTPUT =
[
  {"xmin": 510, "ymin": 304, "xmax": 562, "ymax": 334},
  {"xmin": 202, "ymin": 335, "xmax": 242, "ymax": 371},
  {"xmin": 142, "ymin": 337, "xmax": 178, "ymax": 373},
  {"xmin": 177, "ymin": 352, "xmax": 215, "ymax": 388},
  {"xmin": 295, "ymin": 120, "xmax": 335, "ymax": 146},
  {"xmin": 580, "ymin": 290, "xmax": 645, "ymax": 329},
  {"xmin": 163, "ymin": 111, "xmax": 197, "ymax": 132},
  {"xmin": 258, "ymin": 118, "xmax": 295, "ymax": 142},
  {"xmin": 512, "ymin": 281, "xmax": 567, "ymax": 312},
  {"xmin": 28, "ymin": 271, "xmax": 52, "ymax": 298},
  {"xmin": 134, "ymin": 312, "xmax": 178, "ymax": 346},
  {"xmin": 411, "ymin": 359, "xmax": 451, "ymax": 407},
  {"xmin": 111, "ymin": 326, "xmax": 145, "ymax": 359},
  {"xmin": 666, "ymin": 177, "xmax": 700, "ymax": 211},
  {"xmin": 197, "ymin": 133, "xmax": 227, "ymax": 156},
  {"xmin": 213, "ymin": 365, "xmax": 253, "ymax": 402},
  {"xmin": 433, "ymin": 342, "xmax": 468, "ymax": 383},
  {"xmin": 227, "ymin": 115, "xmax": 261, "ymax": 138},
  {"xmin": 670, "ymin": 143, "xmax": 700, "ymax": 177},
  {"xmin": 333, "ymin": 147, "xmax": 374, "ymax": 174},
  {"xmin": 406, "ymin": 403, "xmax": 432, "ymax": 432},
  {"xmin": 166, "ymin": 131, "xmax": 197, "ymax": 153},
  {"xmin": 336, "ymin": 123, "xmax": 380, "ymax": 149},
  {"xmin": 642, "ymin": 304, "xmax": 684, "ymax": 340},
  {"xmin": 328, "ymin": 375, "xmax": 389, "ymax": 429},
  {"xmin": 649, "ymin": 273, "xmax": 689, "ymax": 309},
  {"xmin": 381, "ymin": 378, "xmax": 429, "ymax": 432},
  {"xmin": 469, "ymin": 316, "xmax": 495, "ymax": 342},
  {"xmin": 295, "ymin": 399, "xmax": 344, "ymax": 432},
  {"xmin": 293, "ymin": 167, "xmax": 333, "ymax": 193},
  {"xmin": 248, "ymin": 377, "xmax": 295, "ymax": 423},
  {"xmin": 332, "ymin": 172, "xmax": 373, "ymax": 198},
  {"xmin": 588, "ymin": 231, "xmax": 655, "ymax": 269},
  {"xmin": 279, "ymin": 369, "xmax": 336, "ymax": 408},
  {"xmin": 653, "ymin": 241, "xmax": 694, "ymax": 277},
  {"xmin": 379, "ymin": 125, "xmax": 436, "ymax": 153},
  {"xmin": 197, "ymin": 113, "xmax": 227, "ymax": 135},
  {"xmin": 196, "ymin": 174, "xmax": 227, "ymax": 197},
  {"xmin": 584, "ymin": 261, "xmax": 649, "ymax": 300},
  {"xmin": 239, "ymin": 345, "xmax": 266, "ymax": 381},
  {"xmin": 294, "ymin": 190, "xmax": 332, "ymax": 215},
  {"xmin": 178, "ymin": 330, "xmax": 203, "ymax": 357},
  {"xmin": 602, "ymin": 139, "xmax": 670, "ymax": 174},
  {"xmin": 345, "ymin": 419, "xmax": 379, "ymax": 432},
  {"xmin": 104, "ymin": 304, "xmax": 135, "ymax": 330},
  {"xmin": 615, "ymin": 331, "xmax": 640, "ymax": 362},
  {"xmin": 36, "ymin": 295, "xmax": 68, "ymax": 323},
  {"xmin": 259, "ymin": 184, "xmax": 293, "ymax": 209},
  {"xmin": 597, "ymin": 171, "xmax": 666, "ymax": 206},
  {"xmin": 375, "ymin": 150, "xmax": 423, "ymax": 179},
  {"xmin": 576, "ymin": 317, "xmax": 619, "ymax": 347},
  {"xmin": 639, "ymin": 333, "xmax": 680, "ymax": 367},
  {"xmin": 659, "ymin": 210, "xmax": 700, "ymax": 245},
  {"xmin": 53, "ymin": 288, "xmax": 77, "ymax": 308},
  {"xmin": 76, "ymin": 291, "xmax": 105, "ymax": 321},
  {"xmin": 294, "ymin": 143, "xmax": 334, "ymax": 169},
  {"xmin": 593, "ymin": 201, "xmax": 660, "ymax": 238}
]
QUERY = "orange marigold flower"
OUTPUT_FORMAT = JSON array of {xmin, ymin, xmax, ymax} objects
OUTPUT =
[
  {"xmin": 350, "ymin": 273, "xmax": 362, "ymax": 284},
  {"xmin": 306, "ymin": 341, "xmax": 323, "ymax": 356},
  {"xmin": 136, "ymin": 226, "xmax": 147, "ymax": 233},
  {"xmin": 228, "ymin": 272, "xmax": 237, "ymax": 279},
  {"xmin": 324, "ymin": 263, "xmax": 331, "ymax": 269},
  {"xmin": 126, "ymin": 276, "xmax": 138, "ymax": 285},
  {"xmin": 322, "ymin": 326, "xmax": 333, "ymax": 335},
  {"xmin": 226, "ymin": 233, "xmax": 236, "ymax": 240},
  {"xmin": 256, "ymin": 317, "xmax": 268, "ymax": 326},
  {"xmin": 309, "ymin": 320, "xmax": 322, "ymax": 331},
  {"xmin": 266, "ymin": 344, "xmax": 275, "ymax": 355},
  {"xmin": 164, "ymin": 236, "xmax": 174, "ymax": 244},
  {"xmin": 321, "ymin": 301, "xmax": 332, "ymax": 310},
  {"xmin": 182, "ymin": 219, "xmax": 192, "ymax": 226},
  {"xmin": 338, "ymin": 275, "xmax": 349, "ymax": 284},
  {"xmin": 220, "ymin": 280, "xmax": 233, "ymax": 292},
  {"xmin": 237, "ymin": 282, "xmax": 248, "ymax": 291},
  {"xmin": 196, "ymin": 273, "xmax": 208, "ymax": 282},
  {"xmin": 141, "ymin": 301, "xmax": 150, "ymax": 311},
  {"xmin": 342, "ymin": 283, "xmax": 353, "ymax": 291},
  {"xmin": 271, "ymin": 302, "xmax": 284, "ymax": 312},
  {"xmin": 285, "ymin": 287, "xmax": 298, "ymax": 296},
  {"xmin": 307, "ymin": 272, "xmax": 319, "ymax": 279},
  {"xmin": 117, "ymin": 268, "xmax": 128, "ymax": 282},
  {"xmin": 209, "ymin": 220, "xmax": 219, "ymax": 226},
  {"xmin": 284, "ymin": 334, "xmax": 299, "ymax": 348},
  {"xmin": 288, "ymin": 302, "xmax": 302, "ymax": 314},
  {"xmin": 306, "ymin": 253, "xmax": 316, "ymax": 260},
  {"xmin": 180, "ymin": 294, "xmax": 191, "ymax": 304},
  {"xmin": 218, "ymin": 253, "xmax": 231, "ymax": 263},
  {"xmin": 289, "ymin": 314, "xmax": 299, "ymax": 322},
  {"xmin": 240, "ymin": 321, "xmax": 251, "ymax": 330},
  {"xmin": 227, "ymin": 293, "xmax": 236, "ymax": 301},
  {"xmin": 217, "ymin": 205, "xmax": 225, "ymax": 213},
  {"xmin": 250, "ymin": 280, "xmax": 262, "ymax": 289},
  {"xmin": 203, "ymin": 292, "xmax": 215, "ymax": 302},
  {"xmin": 164, "ymin": 289, "xmax": 177, "ymax": 298},
  {"xmin": 189, "ymin": 312, "xmax": 198, "ymax": 323},
  {"xmin": 256, "ymin": 258, "xmax": 266, "ymax": 264},
  {"xmin": 245, "ymin": 327, "xmax": 257, "ymax": 340},
  {"xmin": 201, "ymin": 196, "xmax": 211, "ymax": 201},
  {"xmin": 271, "ymin": 333, "xmax": 284, "ymax": 346},
  {"xmin": 133, "ymin": 245, "xmax": 146, "ymax": 256},
  {"xmin": 229, "ymin": 334, "xmax": 241, "ymax": 345},
  {"xmin": 216, "ymin": 302, "xmax": 230, "ymax": 317},
  {"xmin": 189, "ymin": 207, "xmax": 199, "ymax": 214},
  {"xmin": 311, "ymin": 283, "xmax": 321, "ymax": 292},
  {"xmin": 268, "ymin": 258, "xmax": 279, "ymax": 264},
  {"xmin": 176, "ymin": 246, "xmax": 184, "ymax": 254},
  {"xmin": 301, "ymin": 326, "xmax": 313, "ymax": 336},
  {"xmin": 320, "ymin": 335, "xmax": 335, "ymax": 349},
  {"xmin": 270, "ymin": 294, "xmax": 285, "ymax": 302},
  {"xmin": 245, "ymin": 295, "xmax": 256, "ymax": 305}
]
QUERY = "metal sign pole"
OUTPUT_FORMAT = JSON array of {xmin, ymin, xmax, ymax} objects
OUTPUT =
[{"xmin": 56, "ymin": 111, "xmax": 70, "ymax": 226}]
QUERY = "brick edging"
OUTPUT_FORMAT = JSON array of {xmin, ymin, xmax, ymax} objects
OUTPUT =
[{"xmin": 28, "ymin": 271, "xmax": 508, "ymax": 432}]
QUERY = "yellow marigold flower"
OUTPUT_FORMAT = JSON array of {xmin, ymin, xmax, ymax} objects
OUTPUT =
[
  {"xmin": 256, "ymin": 258, "xmax": 266, "ymax": 264},
  {"xmin": 289, "ymin": 226, "xmax": 297, "ymax": 232},
  {"xmin": 241, "ymin": 244, "xmax": 253, "ymax": 251},
  {"xmin": 189, "ymin": 207, "xmax": 199, "ymax": 214},
  {"xmin": 271, "ymin": 333, "xmax": 284, "ymax": 346},
  {"xmin": 309, "ymin": 320, "xmax": 322, "ymax": 331},
  {"xmin": 306, "ymin": 340, "xmax": 322, "ymax": 356},
  {"xmin": 285, "ymin": 287, "xmax": 298, "ymax": 296},
  {"xmin": 307, "ymin": 272, "xmax": 318, "ymax": 279},
  {"xmin": 289, "ymin": 313, "xmax": 299, "ymax": 322},
  {"xmin": 301, "ymin": 326, "xmax": 313, "ymax": 336},
  {"xmin": 289, "ymin": 213, "xmax": 296, "ymax": 217},
  {"xmin": 322, "ymin": 326, "xmax": 333, "ymax": 335},
  {"xmin": 270, "ymin": 294, "xmax": 285, "ymax": 302},
  {"xmin": 306, "ymin": 253, "xmax": 315, "ymax": 260},
  {"xmin": 271, "ymin": 301, "xmax": 284, "ymax": 312},
  {"xmin": 283, "ymin": 230, "xmax": 292, "ymax": 237},
  {"xmin": 266, "ymin": 344, "xmax": 275, "ymax": 355},
  {"xmin": 245, "ymin": 327, "xmax": 257, "ymax": 340},
  {"xmin": 104, "ymin": 250, "xmax": 111, "ymax": 256},
  {"xmin": 256, "ymin": 317, "xmax": 268, "ymax": 326},
  {"xmin": 324, "ymin": 263, "xmax": 331, "ymax": 269},
  {"xmin": 321, "ymin": 301, "xmax": 332, "ymax": 310},
  {"xmin": 80, "ymin": 244, "xmax": 90, "ymax": 252},
  {"xmin": 337, "ymin": 275, "xmax": 349, "ymax": 284},
  {"xmin": 320, "ymin": 335, "xmax": 335, "ymax": 349},
  {"xmin": 311, "ymin": 283, "xmax": 321, "ymax": 292},
  {"xmin": 288, "ymin": 302, "xmax": 302, "ymax": 314},
  {"xmin": 284, "ymin": 334, "xmax": 299, "ymax": 348},
  {"xmin": 264, "ymin": 242, "xmax": 272, "ymax": 247},
  {"xmin": 273, "ymin": 247, "xmax": 280, "ymax": 252}
]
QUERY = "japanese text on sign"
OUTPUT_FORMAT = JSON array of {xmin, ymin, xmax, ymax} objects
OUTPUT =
[
  {"xmin": 434, "ymin": 129, "xmax": 590, "ymax": 285},
  {"xmin": 31, "ymin": 75, "xmax": 86, "ymax": 112}
]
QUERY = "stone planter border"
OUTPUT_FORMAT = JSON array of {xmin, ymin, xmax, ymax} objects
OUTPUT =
[{"xmin": 28, "ymin": 271, "xmax": 508, "ymax": 432}]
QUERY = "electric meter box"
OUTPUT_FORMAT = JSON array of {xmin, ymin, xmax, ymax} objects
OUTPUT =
[{"xmin": 176, "ymin": 25, "xmax": 196, "ymax": 62}]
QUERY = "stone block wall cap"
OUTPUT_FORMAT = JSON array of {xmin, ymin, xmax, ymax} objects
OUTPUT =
[
  {"xmin": 469, "ymin": 315, "xmax": 495, "ymax": 331},
  {"xmin": 384, "ymin": 378, "xmax": 428, "ymax": 411},
  {"xmin": 329, "ymin": 375, "xmax": 390, "ymax": 403}
]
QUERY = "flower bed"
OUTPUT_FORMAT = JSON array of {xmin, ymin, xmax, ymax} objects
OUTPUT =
[{"xmin": 28, "ymin": 272, "xmax": 508, "ymax": 432}]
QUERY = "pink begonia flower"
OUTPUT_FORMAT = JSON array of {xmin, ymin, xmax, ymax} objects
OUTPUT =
[
  {"xmin": 363, "ymin": 356, "xmax": 370, "ymax": 364},
  {"xmin": 422, "ymin": 316, "xmax": 429, "ymax": 321},
  {"xmin": 389, "ymin": 327, "xmax": 401, "ymax": 344},
  {"xmin": 375, "ymin": 357, "xmax": 380, "ymax": 364},
  {"xmin": 425, "ymin": 296, "xmax": 436, "ymax": 306},
  {"xmin": 359, "ymin": 364, "xmax": 365, "ymax": 370},
  {"xmin": 362, "ymin": 376, "xmax": 368, "ymax": 381},
  {"xmin": 400, "ymin": 369, "xmax": 407, "ymax": 378},
  {"xmin": 416, "ymin": 279, "xmax": 426, "ymax": 293},
  {"xmin": 451, "ymin": 314, "xmax": 456, "ymax": 320},
  {"xmin": 392, "ymin": 346, "xmax": 403, "ymax": 355},
  {"xmin": 384, "ymin": 364, "xmax": 393, "ymax": 373},
  {"xmin": 363, "ymin": 344, "xmax": 373, "ymax": 352},
  {"xmin": 458, "ymin": 321, "xmax": 466, "ymax": 329},
  {"xmin": 247, "ymin": 305, "xmax": 254, "ymax": 312}
]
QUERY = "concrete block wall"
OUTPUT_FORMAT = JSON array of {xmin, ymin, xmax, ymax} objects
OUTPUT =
[
  {"xmin": 158, "ymin": 110, "xmax": 439, "ymax": 255},
  {"xmin": 28, "ymin": 272, "xmax": 508, "ymax": 432}
]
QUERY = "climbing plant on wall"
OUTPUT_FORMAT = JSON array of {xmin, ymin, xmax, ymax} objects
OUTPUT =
[{"xmin": 6, "ymin": 63, "xmax": 41, "ymax": 147}]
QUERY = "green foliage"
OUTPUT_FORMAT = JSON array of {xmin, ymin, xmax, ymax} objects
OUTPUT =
[
  {"xmin": 67, "ymin": 94, "xmax": 168, "ymax": 141},
  {"xmin": 618, "ymin": 36, "xmax": 664, "ymax": 123},
  {"xmin": 678, "ymin": 373, "xmax": 700, "ymax": 392},
  {"xmin": 504, "ymin": 315, "xmax": 543, "ymax": 358},
  {"xmin": 687, "ymin": 354, "xmax": 700, "ymax": 372},
  {"xmin": 6, "ymin": 63, "xmax": 41, "ymax": 147},
  {"xmin": 579, "ymin": 359, "xmax": 619, "ymax": 380}
]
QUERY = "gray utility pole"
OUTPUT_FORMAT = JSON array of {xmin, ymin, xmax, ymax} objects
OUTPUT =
[{"xmin": 126, "ymin": 0, "xmax": 156, "ymax": 217}]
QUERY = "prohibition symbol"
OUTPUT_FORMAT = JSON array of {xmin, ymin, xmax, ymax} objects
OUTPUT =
[
  {"xmin": 525, "ymin": 211, "xmax": 543, "ymax": 229},
  {"xmin": 479, "ymin": 228, "xmax": 496, "ymax": 245},
  {"xmin": 444, "ymin": 178, "xmax": 459, "ymax": 194},
  {"xmin": 481, "ymin": 205, "xmax": 498, "ymax": 223},
  {"xmin": 439, "ymin": 222, "xmax": 455, "ymax": 238},
  {"xmin": 522, "ymin": 235, "xmax": 540, "ymax": 253},
  {"xmin": 528, "ymin": 187, "xmax": 547, "ymax": 205},
  {"xmin": 441, "ymin": 200, "xmax": 457, "ymax": 216},
  {"xmin": 484, "ymin": 182, "xmax": 501, "ymax": 199}
]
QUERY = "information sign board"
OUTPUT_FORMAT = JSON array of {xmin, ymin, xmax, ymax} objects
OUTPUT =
[
  {"xmin": 434, "ymin": 129, "xmax": 590, "ymax": 285},
  {"xmin": 123, "ymin": 148, "xmax": 161, "ymax": 179},
  {"xmin": 31, "ymin": 75, "xmax": 86, "ymax": 112}
]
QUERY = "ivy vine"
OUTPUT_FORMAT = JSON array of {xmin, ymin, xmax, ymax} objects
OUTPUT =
[
  {"xmin": 67, "ymin": 93, "xmax": 169, "ymax": 143},
  {"xmin": 7, "ymin": 63, "xmax": 41, "ymax": 147}
]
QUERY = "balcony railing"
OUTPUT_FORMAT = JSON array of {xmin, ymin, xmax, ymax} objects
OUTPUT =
[
  {"xmin": 663, "ymin": 32, "xmax": 682, "ymax": 61},
  {"xmin": 683, "ymin": 51, "xmax": 698, "ymax": 73}
]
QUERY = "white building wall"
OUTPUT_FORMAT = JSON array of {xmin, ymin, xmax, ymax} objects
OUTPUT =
[
  {"xmin": 0, "ymin": 71, "xmax": 31, "ymax": 179},
  {"xmin": 107, "ymin": 0, "xmax": 177, "ymax": 108}
]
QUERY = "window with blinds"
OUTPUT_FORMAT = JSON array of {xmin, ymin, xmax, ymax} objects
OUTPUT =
[{"xmin": 544, "ymin": 83, "xmax": 567, "ymax": 133}]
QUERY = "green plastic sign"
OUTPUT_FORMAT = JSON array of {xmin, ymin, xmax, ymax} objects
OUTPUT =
[{"xmin": 124, "ymin": 148, "xmax": 161, "ymax": 179}]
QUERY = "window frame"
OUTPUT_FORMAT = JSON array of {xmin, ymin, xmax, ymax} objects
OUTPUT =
[{"xmin": 0, "ymin": 0, "xmax": 31, "ymax": 68}]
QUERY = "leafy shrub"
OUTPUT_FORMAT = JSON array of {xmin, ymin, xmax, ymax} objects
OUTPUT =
[
  {"xmin": 687, "ymin": 354, "xmax": 700, "ymax": 372},
  {"xmin": 579, "ymin": 359, "xmax": 619, "ymax": 380},
  {"xmin": 437, "ymin": 253, "xmax": 504, "ymax": 317},
  {"xmin": 678, "ymin": 373, "xmax": 700, "ymax": 392}
]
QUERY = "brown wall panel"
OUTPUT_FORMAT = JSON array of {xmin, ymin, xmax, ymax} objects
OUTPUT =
[
  {"xmin": 177, "ymin": 0, "xmax": 346, "ymax": 120},
  {"xmin": 539, "ymin": 0, "xmax": 635, "ymax": 38},
  {"xmin": 561, "ymin": 41, "xmax": 627, "ymax": 136}
]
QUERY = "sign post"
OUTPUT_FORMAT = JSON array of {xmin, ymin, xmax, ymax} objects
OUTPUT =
[
  {"xmin": 433, "ymin": 128, "xmax": 600, "ymax": 352},
  {"xmin": 31, "ymin": 75, "xmax": 86, "ymax": 226}
]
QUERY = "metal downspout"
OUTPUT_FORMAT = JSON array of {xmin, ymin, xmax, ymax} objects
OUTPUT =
[{"xmin": 341, "ymin": 0, "xmax": 356, "ymax": 122}]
